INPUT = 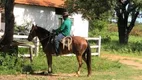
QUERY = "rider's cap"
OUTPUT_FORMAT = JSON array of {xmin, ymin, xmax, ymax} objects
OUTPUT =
[{"xmin": 63, "ymin": 11, "xmax": 69, "ymax": 17}]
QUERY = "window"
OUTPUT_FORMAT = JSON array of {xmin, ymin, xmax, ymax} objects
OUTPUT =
[
  {"xmin": 55, "ymin": 8, "xmax": 66, "ymax": 15},
  {"xmin": 58, "ymin": 17, "xmax": 63, "ymax": 27}
]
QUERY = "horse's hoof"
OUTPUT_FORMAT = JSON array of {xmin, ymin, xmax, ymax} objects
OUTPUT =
[
  {"xmin": 47, "ymin": 73, "xmax": 52, "ymax": 76},
  {"xmin": 75, "ymin": 74, "xmax": 79, "ymax": 77},
  {"xmin": 87, "ymin": 72, "xmax": 91, "ymax": 77},
  {"xmin": 75, "ymin": 71, "xmax": 80, "ymax": 77},
  {"xmin": 87, "ymin": 74, "xmax": 91, "ymax": 77},
  {"xmin": 39, "ymin": 71, "xmax": 45, "ymax": 75}
]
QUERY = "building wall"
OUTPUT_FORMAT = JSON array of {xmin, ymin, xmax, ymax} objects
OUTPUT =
[
  {"xmin": 1, "ymin": 4, "xmax": 88, "ymax": 37},
  {"xmin": 71, "ymin": 13, "xmax": 88, "ymax": 37},
  {"xmin": 14, "ymin": 4, "xmax": 59, "ymax": 31}
]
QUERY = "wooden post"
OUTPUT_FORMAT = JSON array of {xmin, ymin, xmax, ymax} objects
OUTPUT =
[
  {"xmin": 98, "ymin": 36, "xmax": 101, "ymax": 56},
  {"xmin": 29, "ymin": 46, "xmax": 33, "ymax": 62},
  {"xmin": 33, "ymin": 37, "xmax": 39, "ymax": 56}
]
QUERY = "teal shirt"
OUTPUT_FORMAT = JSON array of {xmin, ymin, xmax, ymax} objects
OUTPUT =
[{"xmin": 56, "ymin": 18, "xmax": 72, "ymax": 36}]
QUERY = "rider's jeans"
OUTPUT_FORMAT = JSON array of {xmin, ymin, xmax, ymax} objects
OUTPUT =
[{"xmin": 54, "ymin": 33, "xmax": 65, "ymax": 54}]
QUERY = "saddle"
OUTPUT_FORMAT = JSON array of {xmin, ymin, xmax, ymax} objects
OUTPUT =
[{"xmin": 61, "ymin": 36, "xmax": 72, "ymax": 50}]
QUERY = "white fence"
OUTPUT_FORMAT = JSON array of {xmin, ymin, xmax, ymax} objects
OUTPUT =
[
  {"xmin": 0, "ymin": 33, "xmax": 39, "ymax": 62},
  {"xmin": 0, "ymin": 33, "xmax": 101, "ymax": 60},
  {"xmin": 14, "ymin": 36, "xmax": 101, "ymax": 58},
  {"xmin": 14, "ymin": 36, "xmax": 39, "ymax": 58},
  {"xmin": 85, "ymin": 36, "xmax": 101, "ymax": 56}
]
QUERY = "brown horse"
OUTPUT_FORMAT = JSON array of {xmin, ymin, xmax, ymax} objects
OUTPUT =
[{"xmin": 27, "ymin": 24, "xmax": 91, "ymax": 76}]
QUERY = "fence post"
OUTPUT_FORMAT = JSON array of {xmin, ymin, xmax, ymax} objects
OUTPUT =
[
  {"xmin": 85, "ymin": 36, "xmax": 101, "ymax": 56},
  {"xmin": 34, "ymin": 37, "xmax": 39, "ymax": 56},
  {"xmin": 98, "ymin": 36, "xmax": 101, "ymax": 56}
]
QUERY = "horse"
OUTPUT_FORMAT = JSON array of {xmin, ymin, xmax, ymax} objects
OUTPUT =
[{"xmin": 27, "ymin": 24, "xmax": 92, "ymax": 77}]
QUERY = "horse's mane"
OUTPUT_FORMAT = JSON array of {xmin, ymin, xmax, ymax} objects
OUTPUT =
[{"xmin": 36, "ymin": 26, "xmax": 50, "ymax": 34}]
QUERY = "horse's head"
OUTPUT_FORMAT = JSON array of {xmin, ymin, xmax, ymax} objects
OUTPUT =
[
  {"xmin": 28, "ymin": 24, "xmax": 52, "ymax": 42},
  {"xmin": 28, "ymin": 24, "xmax": 37, "ymax": 41}
]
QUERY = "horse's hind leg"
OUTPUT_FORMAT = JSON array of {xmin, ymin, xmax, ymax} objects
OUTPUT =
[
  {"xmin": 82, "ymin": 52, "xmax": 91, "ymax": 76},
  {"xmin": 76, "ymin": 55, "xmax": 83, "ymax": 76},
  {"xmin": 82, "ymin": 47, "xmax": 91, "ymax": 77},
  {"xmin": 82, "ymin": 52, "xmax": 87, "ymax": 64}
]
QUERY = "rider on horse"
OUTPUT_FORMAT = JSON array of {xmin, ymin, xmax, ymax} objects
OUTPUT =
[{"xmin": 53, "ymin": 11, "xmax": 72, "ymax": 56}]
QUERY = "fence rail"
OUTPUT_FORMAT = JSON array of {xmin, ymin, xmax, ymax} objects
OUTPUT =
[
  {"xmin": 0, "ymin": 32, "xmax": 101, "ymax": 60},
  {"xmin": 85, "ymin": 36, "xmax": 101, "ymax": 56},
  {"xmin": 0, "ymin": 33, "xmax": 39, "ymax": 62},
  {"xmin": 13, "ymin": 35, "xmax": 39, "ymax": 60}
]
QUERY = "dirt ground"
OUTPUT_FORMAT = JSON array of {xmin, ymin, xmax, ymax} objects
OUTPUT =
[
  {"xmin": 1, "ymin": 53, "xmax": 142, "ymax": 80},
  {"xmin": 0, "ymin": 73, "xmax": 77, "ymax": 80},
  {"xmin": 101, "ymin": 53, "xmax": 142, "ymax": 69}
]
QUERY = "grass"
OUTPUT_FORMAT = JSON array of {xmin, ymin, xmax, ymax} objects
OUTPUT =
[
  {"xmin": 101, "ymin": 29, "xmax": 142, "ymax": 55},
  {"xmin": 0, "ymin": 43, "xmax": 142, "ymax": 80},
  {"xmin": 31, "ymin": 54, "xmax": 122, "ymax": 73},
  {"xmin": 21, "ymin": 53, "xmax": 142, "ymax": 80}
]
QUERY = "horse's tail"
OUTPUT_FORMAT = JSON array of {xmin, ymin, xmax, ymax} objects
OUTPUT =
[{"xmin": 84, "ymin": 40, "xmax": 91, "ymax": 76}]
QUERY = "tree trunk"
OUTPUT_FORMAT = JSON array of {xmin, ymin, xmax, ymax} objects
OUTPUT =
[
  {"xmin": 0, "ymin": 0, "xmax": 15, "ymax": 52},
  {"xmin": 115, "ymin": 0, "xmax": 139, "ymax": 44},
  {"xmin": 118, "ymin": 25, "xmax": 129, "ymax": 44},
  {"xmin": 117, "ymin": 11, "xmax": 129, "ymax": 44}
]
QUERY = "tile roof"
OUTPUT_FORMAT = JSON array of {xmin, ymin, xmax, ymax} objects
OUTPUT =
[{"xmin": 15, "ymin": 0, "xmax": 65, "ymax": 8}]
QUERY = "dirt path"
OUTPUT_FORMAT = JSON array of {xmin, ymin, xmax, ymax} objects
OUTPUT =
[
  {"xmin": 0, "ymin": 73, "xmax": 77, "ymax": 80},
  {"xmin": 101, "ymin": 53, "xmax": 142, "ymax": 69}
]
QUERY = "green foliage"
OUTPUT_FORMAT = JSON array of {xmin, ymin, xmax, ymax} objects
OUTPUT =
[
  {"xmin": 89, "ymin": 23, "xmax": 142, "ymax": 54},
  {"xmin": 103, "ymin": 40, "xmax": 142, "ymax": 55},
  {"xmin": 65, "ymin": 0, "xmax": 113, "ymax": 21},
  {"xmin": 14, "ymin": 22, "xmax": 31, "ymax": 35},
  {"xmin": 89, "ymin": 20, "xmax": 110, "ymax": 38},
  {"xmin": 132, "ymin": 0, "xmax": 142, "ymax": 8},
  {"xmin": 102, "ymin": 26, "xmax": 142, "ymax": 54},
  {"xmin": 92, "ymin": 20, "xmax": 108, "ymax": 31},
  {"xmin": 0, "ymin": 52, "xmax": 22, "ymax": 74}
]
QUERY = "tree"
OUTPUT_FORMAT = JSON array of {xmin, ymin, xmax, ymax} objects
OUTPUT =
[
  {"xmin": 0, "ymin": 0, "xmax": 15, "ymax": 51},
  {"xmin": 115, "ymin": 0, "xmax": 142, "ymax": 44},
  {"xmin": 65, "ymin": 0, "xmax": 113, "ymax": 29},
  {"xmin": 65, "ymin": 0, "xmax": 142, "ymax": 44}
]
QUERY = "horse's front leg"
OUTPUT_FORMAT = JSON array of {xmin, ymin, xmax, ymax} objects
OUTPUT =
[{"xmin": 46, "ymin": 53, "xmax": 52, "ymax": 74}]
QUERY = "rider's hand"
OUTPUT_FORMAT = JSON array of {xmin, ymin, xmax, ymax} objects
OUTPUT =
[
  {"xmin": 52, "ymin": 29, "xmax": 57, "ymax": 35},
  {"xmin": 52, "ymin": 29, "xmax": 56, "ymax": 32}
]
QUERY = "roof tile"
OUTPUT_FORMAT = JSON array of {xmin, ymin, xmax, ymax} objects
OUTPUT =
[{"xmin": 15, "ymin": 0, "xmax": 65, "ymax": 8}]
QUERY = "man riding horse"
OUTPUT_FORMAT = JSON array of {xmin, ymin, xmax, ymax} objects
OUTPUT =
[{"xmin": 53, "ymin": 11, "xmax": 72, "ymax": 56}]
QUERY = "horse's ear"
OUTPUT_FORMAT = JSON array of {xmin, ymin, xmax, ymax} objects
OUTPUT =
[
  {"xmin": 34, "ymin": 24, "xmax": 38, "ymax": 30},
  {"xmin": 31, "ymin": 24, "xmax": 37, "ymax": 30},
  {"xmin": 32, "ymin": 24, "xmax": 35, "ymax": 28}
]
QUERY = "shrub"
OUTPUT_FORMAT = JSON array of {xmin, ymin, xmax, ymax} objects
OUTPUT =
[
  {"xmin": 89, "ymin": 20, "xmax": 110, "ymax": 37},
  {"xmin": 0, "ymin": 52, "xmax": 23, "ymax": 74}
]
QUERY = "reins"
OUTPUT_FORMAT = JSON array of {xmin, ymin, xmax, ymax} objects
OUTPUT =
[{"xmin": 40, "ymin": 33, "xmax": 55, "ymax": 43}]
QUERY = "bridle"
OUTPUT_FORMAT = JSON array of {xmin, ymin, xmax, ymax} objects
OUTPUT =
[
  {"xmin": 39, "ymin": 32, "xmax": 55, "ymax": 44},
  {"xmin": 30, "ymin": 25, "xmax": 55, "ymax": 44}
]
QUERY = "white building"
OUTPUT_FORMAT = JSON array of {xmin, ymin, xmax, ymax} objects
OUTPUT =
[{"xmin": 0, "ymin": 0, "xmax": 89, "ymax": 37}]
